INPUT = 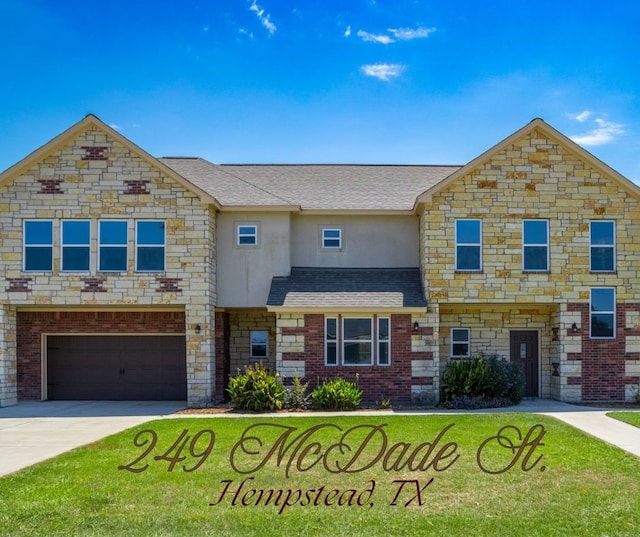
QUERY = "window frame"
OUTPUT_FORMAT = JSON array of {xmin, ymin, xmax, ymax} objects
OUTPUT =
[
  {"xmin": 522, "ymin": 219, "xmax": 549, "ymax": 272},
  {"xmin": 236, "ymin": 224, "xmax": 258, "ymax": 247},
  {"xmin": 377, "ymin": 317, "xmax": 391, "ymax": 366},
  {"xmin": 135, "ymin": 220, "xmax": 166, "ymax": 273},
  {"xmin": 322, "ymin": 228, "xmax": 342, "ymax": 250},
  {"xmin": 590, "ymin": 287, "xmax": 616, "ymax": 339},
  {"xmin": 250, "ymin": 330, "xmax": 269, "ymax": 358},
  {"xmin": 455, "ymin": 219, "xmax": 482, "ymax": 271},
  {"xmin": 23, "ymin": 220, "xmax": 54, "ymax": 272},
  {"xmin": 60, "ymin": 220, "xmax": 91, "ymax": 273},
  {"xmin": 342, "ymin": 317, "xmax": 373, "ymax": 366},
  {"xmin": 98, "ymin": 220, "xmax": 128, "ymax": 273},
  {"xmin": 451, "ymin": 328, "xmax": 471, "ymax": 358},
  {"xmin": 590, "ymin": 221, "xmax": 616, "ymax": 272}
]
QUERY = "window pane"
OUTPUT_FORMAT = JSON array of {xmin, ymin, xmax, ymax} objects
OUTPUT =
[
  {"xmin": 238, "ymin": 226, "xmax": 256, "ymax": 235},
  {"xmin": 138, "ymin": 221, "xmax": 165, "ymax": 245},
  {"xmin": 457, "ymin": 246, "xmax": 480, "ymax": 270},
  {"xmin": 591, "ymin": 288, "xmax": 614, "ymax": 311},
  {"xmin": 251, "ymin": 331, "xmax": 268, "ymax": 358},
  {"xmin": 238, "ymin": 235, "xmax": 257, "ymax": 245},
  {"xmin": 62, "ymin": 247, "xmax": 90, "ymax": 271},
  {"xmin": 452, "ymin": 329, "xmax": 469, "ymax": 342},
  {"xmin": 344, "ymin": 342, "xmax": 371, "ymax": 365},
  {"xmin": 456, "ymin": 220, "xmax": 480, "ymax": 243},
  {"xmin": 452, "ymin": 343, "xmax": 470, "ymax": 357},
  {"xmin": 25, "ymin": 221, "xmax": 52, "ymax": 244},
  {"xmin": 323, "ymin": 239, "xmax": 340, "ymax": 248},
  {"xmin": 378, "ymin": 318, "xmax": 389, "ymax": 340},
  {"xmin": 326, "ymin": 318, "xmax": 337, "ymax": 340},
  {"xmin": 591, "ymin": 314, "xmax": 614, "ymax": 338},
  {"xmin": 344, "ymin": 318, "xmax": 372, "ymax": 340},
  {"xmin": 25, "ymin": 247, "xmax": 52, "ymax": 271},
  {"xmin": 591, "ymin": 222, "xmax": 614, "ymax": 245},
  {"xmin": 324, "ymin": 229, "xmax": 340, "ymax": 238},
  {"xmin": 591, "ymin": 248, "xmax": 614, "ymax": 271},
  {"xmin": 100, "ymin": 221, "xmax": 127, "ymax": 245},
  {"xmin": 524, "ymin": 246, "xmax": 547, "ymax": 270},
  {"xmin": 326, "ymin": 342, "xmax": 337, "ymax": 365},
  {"xmin": 378, "ymin": 342, "xmax": 389, "ymax": 365},
  {"xmin": 100, "ymin": 247, "xmax": 127, "ymax": 271},
  {"xmin": 63, "ymin": 221, "xmax": 90, "ymax": 244},
  {"xmin": 137, "ymin": 247, "xmax": 164, "ymax": 271},
  {"xmin": 524, "ymin": 221, "xmax": 547, "ymax": 244}
]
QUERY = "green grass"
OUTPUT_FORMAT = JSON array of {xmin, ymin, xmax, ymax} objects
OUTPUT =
[
  {"xmin": 1, "ymin": 414, "xmax": 639, "ymax": 536},
  {"xmin": 607, "ymin": 411, "xmax": 640, "ymax": 428}
]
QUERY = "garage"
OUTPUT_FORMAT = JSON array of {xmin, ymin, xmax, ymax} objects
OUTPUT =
[{"xmin": 46, "ymin": 335, "xmax": 187, "ymax": 400}]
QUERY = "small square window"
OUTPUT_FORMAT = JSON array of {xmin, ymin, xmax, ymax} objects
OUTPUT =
[
  {"xmin": 237, "ymin": 225, "xmax": 258, "ymax": 246},
  {"xmin": 136, "ymin": 221, "xmax": 165, "ymax": 272},
  {"xmin": 24, "ymin": 220, "xmax": 53, "ymax": 272},
  {"xmin": 250, "ymin": 330, "xmax": 268, "ymax": 358},
  {"xmin": 61, "ymin": 220, "xmax": 90, "ymax": 272},
  {"xmin": 322, "ymin": 228, "xmax": 342, "ymax": 249},
  {"xmin": 451, "ymin": 328, "xmax": 471, "ymax": 358}
]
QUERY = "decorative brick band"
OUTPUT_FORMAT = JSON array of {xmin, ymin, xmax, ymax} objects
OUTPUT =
[
  {"xmin": 37, "ymin": 178, "xmax": 64, "ymax": 194},
  {"xmin": 81, "ymin": 277, "xmax": 107, "ymax": 293},
  {"xmin": 81, "ymin": 146, "xmax": 108, "ymax": 160},
  {"xmin": 156, "ymin": 277, "xmax": 182, "ymax": 293},
  {"xmin": 124, "ymin": 179, "xmax": 151, "ymax": 195},
  {"xmin": 6, "ymin": 278, "xmax": 32, "ymax": 292}
]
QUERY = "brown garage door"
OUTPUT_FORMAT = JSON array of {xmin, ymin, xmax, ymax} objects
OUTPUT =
[{"xmin": 47, "ymin": 335, "xmax": 187, "ymax": 400}]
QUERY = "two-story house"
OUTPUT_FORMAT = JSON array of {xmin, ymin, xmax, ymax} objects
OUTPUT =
[{"xmin": 0, "ymin": 115, "xmax": 638, "ymax": 408}]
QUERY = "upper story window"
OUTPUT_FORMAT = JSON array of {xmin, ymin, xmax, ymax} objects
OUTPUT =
[
  {"xmin": 24, "ymin": 220, "xmax": 53, "ymax": 272},
  {"xmin": 136, "ymin": 221, "xmax": 165, "ymax": 272},
  {"xmin": 61, "ymin": 220, "xmax": 90, "ymax": 272},
  {"xmin": 590, "ymin": 287, "xmax": 615, "ymax": 339},
  {"xmin": 590, "ymin": 221, "xmax": 615, "ymax": 272},
  {"xmin": 322, "ymin": 228, "xmax": 342, "ymax": 249},
  {"xmin": 455, "ymin": 219, "xmax": 482, "ymax": 271},
  {"xmin": 451, "ymin": 328, "xmax": 471, "ymax": 358},
  {"xmin": 99, "ymin": 220, "xmax": 128, "ymax": 272},
  {"xmin": 237, "ymin": 224, "xmax": 258, "ymax": 246},
  {"xmin": 377, "ymin": 317, "xmax": 390, "ymax": 366},
  {"xmin": 250, "ymin": 330, "xmax": 268, "ymax": 358},
  {"xmin": 523, "ymin": 220, "xmax": 549, "ymax": 271}
]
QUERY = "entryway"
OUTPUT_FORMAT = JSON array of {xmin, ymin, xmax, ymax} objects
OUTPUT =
[{"xmin": 510, "ymin": 330, "xmax": 539, "ymax": 397}]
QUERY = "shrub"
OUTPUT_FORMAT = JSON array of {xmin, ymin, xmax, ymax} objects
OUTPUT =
[
  {"xmin": 312, "ymin": 377, "xmax": 362, "ymax": 410},
  {"xmin": 283, "ymin": 373, "xmax": 312, "ymax": 410},
  {"xmin": 227, "ymin": 363, "xmax": 284, "ymax": 412},
  {"xmin": 440, "ymin": 354, "xmax": 523, "ymax": 408}
]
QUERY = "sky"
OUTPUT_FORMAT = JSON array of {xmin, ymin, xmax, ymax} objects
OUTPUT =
[{"xmin": 1, "ymin": 0, "xmax": 640, "ymax": 184}]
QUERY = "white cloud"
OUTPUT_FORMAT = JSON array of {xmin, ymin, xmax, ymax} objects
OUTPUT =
[
  {"xmin": 202, "ymin": 25, "xmax": 210, "ymax": 33},
  {"xmin": 568, "ymin": 110, "xmax": 592, "ymax": 122},
  {"xmin": 109, "ymin": 124, "xmax": 122, "ymax": 131},
  {"xmin": 361, "ymin": 63, "xmax": 405, "ymax": 81},
  {"xmin": 249, "ymin": 0, "xmax": 276, "ymax": 35},
  {"xmin": 357, "ymin": 30, "xmax": 394, "ymax": 44},
  {"xmin": 344, "ymin": 25, "xmax": 351, "ymax": 37},
  {"xmin": 570, "ymin": 118, "xmax": 625, "ymax": 146},
  {"xmin": 387, "ymin": 26, "xmax": 436, "ymax": 40}
]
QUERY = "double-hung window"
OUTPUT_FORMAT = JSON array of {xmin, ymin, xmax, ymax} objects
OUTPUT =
[
  {"xmin": 136, "ymin": 221, "xmax": 165, "ymax": 272},
  {"xmin": 590, "ymin": 288, "xmax": 615, "ymax": 339},
  {"xmin": 455, "ymin": 219, "xmax": 482, "ymax": 271},
  {"xmin": 325, "ymin": 317, "xmax": 338, "ymax": 365},
  {"xmin": 377, "ymin": 317, "xmax": 390, "ymax": 365},
  {"xmin": 343, "ymin": 318, "xmax": 373, "ymax": 365},
  {"xmin": 24, "ymin": 220, "xmax": 53, "ymax": 272},
  {"xmin": 322, "ymin": 228, "xmax": 342, "ymax": 249},
  {"xmin": 590, "ymin": 221, "xmax": 615, "ymax": 272},
  {"xmin": 237, "ymin": 225, "xmax": 258, "ymax": 246},
  {"xmin": 61, "ymin": 220, "xmax": 90, "ymax": 272},
  {"xmin": 99, "ymin": 220, "xmax": 128, "ymax": 272},
  {"xmin": 523, "ymin": 220, "xmax": 549, "ymax": 271},
  {"xmin": 250, "ymin": 331, "xmax": 268, "ymax": 358},
  {"xmin": 451, "ymin": 328, "xmax": 471, "ymax": 358}
]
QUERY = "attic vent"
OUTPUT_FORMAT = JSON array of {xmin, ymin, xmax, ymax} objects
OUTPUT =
[{"xmin": 81, "ymin": 146, "xmax": 108, "ymax": 160}]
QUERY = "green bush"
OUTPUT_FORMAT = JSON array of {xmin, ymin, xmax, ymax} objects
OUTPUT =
[
  {"xmin": 227, "ymin": 363, "xmax": 284, "ymax": 412},
  {"xmin": 440, "ymin": 354, "xmax": 523, "ymax": 408},
  {"xmin": 283, "ymin": 373, "xmax": 312, "ymax": 410},
  {"xmin": 311, "ymin": 377, "xmax": 362, "ymax": 410}
]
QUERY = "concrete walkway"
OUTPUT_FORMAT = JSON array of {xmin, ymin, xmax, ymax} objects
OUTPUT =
[{"xmin": 0, "ymin": 399, "xmax": 639, "ymax": 477}]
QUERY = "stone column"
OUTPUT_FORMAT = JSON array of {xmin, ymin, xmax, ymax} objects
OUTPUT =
[
  {"xmin": 185, "ymin": 304, "xmax": 216, "ymax": 407},
  {"xmin": 0, "ymin": 304, "xmax": 18, "ymax": 407}
]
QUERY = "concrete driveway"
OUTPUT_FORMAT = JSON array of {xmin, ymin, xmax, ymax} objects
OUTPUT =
[{"xmin": 0, "ymin": 400, "xmax": 185, "ymax": 477}]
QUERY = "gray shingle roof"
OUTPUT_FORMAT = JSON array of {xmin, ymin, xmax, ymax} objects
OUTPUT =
[
  {"xmin": 159, "ymin": 159, "xmax": 459, "ymax": 210},
  {"xmin": 267, "ymin": 267, "xmax": 427, "ymax": 309}
]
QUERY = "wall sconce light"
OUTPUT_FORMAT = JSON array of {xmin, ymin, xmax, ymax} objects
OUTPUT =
[
  {"xmin": 571, "ymin": 322, "xmax": 578, "ymax": 333},
  {"xmin": 195, "ymin": 324, "xmax": 201, "ymax": 334},
  {"xmin": 413, "ymin": 321, "xmax": 420, "ymax": 331}
]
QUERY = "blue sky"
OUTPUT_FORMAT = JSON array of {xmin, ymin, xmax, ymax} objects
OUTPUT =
[{"xmin": 1, "ymin": 0, "xmax": 639, "ymax": 184}]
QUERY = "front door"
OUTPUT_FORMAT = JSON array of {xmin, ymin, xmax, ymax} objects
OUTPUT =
[{"xmin": 510, "ymin": 330, "xmax": 539, "ymax": 397}]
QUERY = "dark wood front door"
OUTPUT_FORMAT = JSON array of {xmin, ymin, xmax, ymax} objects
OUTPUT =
[{"xmin": 510, "ymin": 330, "xmax": 539, "ymax": 397}]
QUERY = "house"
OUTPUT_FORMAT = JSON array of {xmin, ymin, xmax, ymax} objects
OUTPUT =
[{"xmin": 0, "ymin": 115, "xmax": 639, "ymax": 408}]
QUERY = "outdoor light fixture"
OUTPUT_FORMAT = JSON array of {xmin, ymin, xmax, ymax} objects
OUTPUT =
[
  {"xmin": 195, "ymin": 324, "xmax": 201, "ymax": 334},
  {"xmin": 571, "ymin": 322, "xmax": 578, "ymax": 333},
  {"xmin": 414, "ymin": 321, "xmax": 420, "ymax": 331}
]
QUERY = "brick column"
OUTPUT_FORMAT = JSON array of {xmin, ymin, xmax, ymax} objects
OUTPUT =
[{"xmin": 0, "ymin": 305, "xmax": 18, "ymax": 406}]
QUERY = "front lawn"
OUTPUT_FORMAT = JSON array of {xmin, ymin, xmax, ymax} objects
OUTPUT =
[
  {"xmin": 607, "ymin": 412, "xmax": 640, "ymax": 428},
  {"xmin": 1, "ymin": 414, "xmax": 639, "ymax": 536}
]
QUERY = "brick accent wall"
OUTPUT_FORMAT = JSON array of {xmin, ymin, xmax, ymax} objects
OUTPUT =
[
  {"xmin": 215, "ymin": 311, "xmax": 230, "ymax": 401},
  {"xmin": 17, "ymin": 310, "xmax": 185, "ymax": 400}
]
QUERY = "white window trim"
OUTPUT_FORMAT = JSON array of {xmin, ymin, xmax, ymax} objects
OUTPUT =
[
  {"xmin": 60, "ymin": 220, "xmax": 91, "ymax": 273},
  {"xmin": 23, "ymin": 220, "xmax": 54, "ymax": 273},
  {"xmin": 236, "ymin": 224, "xmax": 258, "ymax": 247},
  {"xmin": 522, "ymin": 219, "xmax": 549, "ymax": 272},
  {"xmin": 325, "ymin": 317, "xmax": 338, "ymax": 366},
  {"xmin": 322, "ymin": 228, "xmax": 342, "ymax": 250},
  {"xmin": 455, "ymin": 219, "xmax": 482, "ymax": 271},
  {"xmin": 98, "ymin": 220, "xmax": 128, "ymax": 273},
  {"xmin": 377, "ymin": 317, "xmax": 391, "ymax": 366},
  {"xmin": 135, "ymin": 220, "xmax": 166, "ymax": 273},
  {"xmin": 342, "ymin": 317, "xmax": 373, "ymax": 366},
  {"xmin": 590, "ymin": 221, "xmax": 616, "ymax": 272},
  {"xmin": 250, "ymin": 330, "xmax": 269, "ymax": 358},
  {"xmin": 451, "ymin": 328, "xmax": 471, "ymax": 358},
  {"xmin": 590, "ymin": 287, "xmax": 616, "ymax": 339}
]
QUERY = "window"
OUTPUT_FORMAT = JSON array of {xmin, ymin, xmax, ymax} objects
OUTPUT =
[
  {"xmin": 343, "ymin": 318, "xmax": 373, "ymax": 365},
  {"xmin": 455, "ymin": 220, "xmax": 482, "ymax": 271},
  {"xmin": 322, "ymin": 228, "xmax": 342, "ymax": 249},
  {"xmin": 523, "ymin": 220, "xmax": 549, "ymax": 271},
  {"xmin": 99, "ymin": 220, "xmax": 128, "ymax": 272},
  {"xmin": 237, "ymin": 225, "xmax": 257, "ymax": 246},
  {"xmin": 590, "ymin": 221, "xmax": 615, "ymax": 272},
  {"xmin": 250, "ymin": 331, "xmax": 268, "ymax": 358},
  {"xmin": 451, "ymin": 328, "xmax": 471, "ymax": 358},
  {"xmin": 377, "ymin": 317, "xmax": 390, "ymax": 365},
  {"xmin": 136, "ymin": 221, "xmax": 165, "ymax": 272},
  {"xmin": 325, "ymin": 317, "xmax": 338, "ymax": 365},
  {"xmin": 61, "ymin": 220, "xmax": 90, "ymax": 272},
  {"xmin": 24, "ymin": 220, "xmax": 53, "ymax": 271},
  {"xmin": 590, "ymin": 288, "xmax": 615, "ymax": 339}
]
